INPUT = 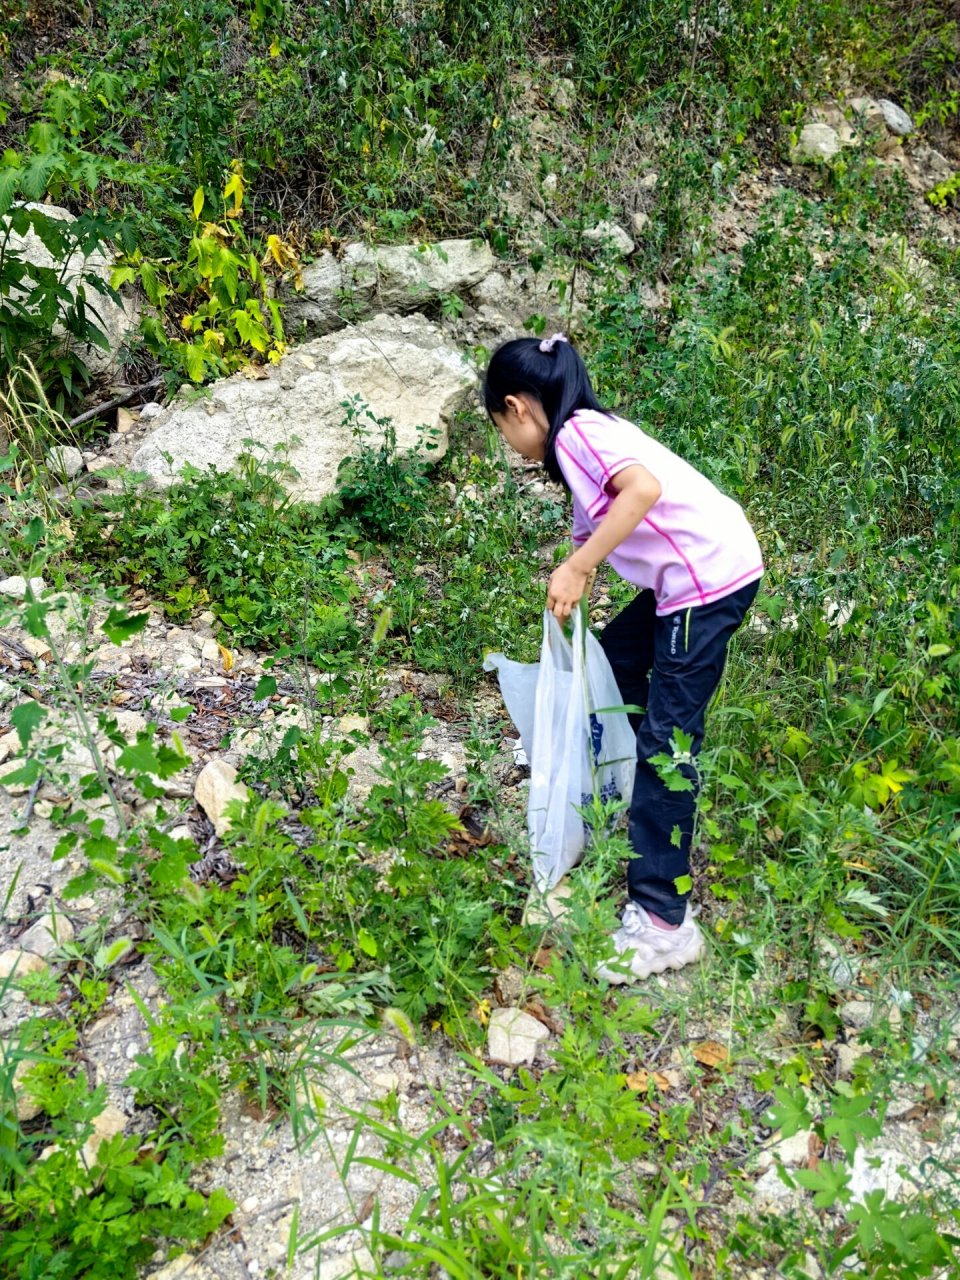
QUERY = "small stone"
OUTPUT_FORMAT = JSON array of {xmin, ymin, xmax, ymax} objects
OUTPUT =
[
  {"xmin": 371, "ymin": 1071, "xmax": 400, "ymax": 1095},
  {"xmin": 46, "ymin": 445, "xmax": 84, "ymax": 480},
  {"xmin": 583, "ymin": 221, "xmax": 634, "ymax": 257},
  {"xmin": 147, "ymin": 1254, "xmax": 205, "ymax": 1280},
  {"xmin": 241, "ymin": 1194, "xmax": 259, "ymax": 1213},
  {"xmin": 631, "ymin": 211, "xmax": 650, "ymax": 236},
  {"xmin": 0, "ymin": 575, "xmax": 46, "ymax": 598},
  {"xmin": 771, "ymin": 1129, "xmax": 816, "ymax": 1167},
  {"xmin": 839, "ymin": 999, "xmax": 873, "ymax": 1030},
  {"xmin": 338, "ymin": 714, "xmax": 369, "ymax": 735},
  {"xmin": 84, "ymin": 454, "xmax": 116, "ymax": 475},
  {"xmin": 791, "ymin": 122, "xmax": 841, "ymax": 162},
  {"xmin": 522, "ymin": 878, "xmax": 573, "ymax": 926},
  {"xmin": 848, "ymin": 1145, "xmax": 908, "ymax": 1204},
  {"xmin": 19, "ymin": 911, "xmax": 75, "ymax": 958},
  {"xmin": 80, "ymin": 1103, "xmax": 127, "ymax": 1168},
  {"xmin": 200, "ymin": 637, "xmax": 221, "ymax": 663},
  {"xmin": 194, "ymin": 759, "xmax": 250, "ymax": 837},
  {"xmin": 837, "ymin": 1038, "xmax": 871, "ymax": 1077},
  {"xmin": 487, "ymin": 1007, "xmax": 550, "ymax": 1066},
  {"xmin": 116, "ymin": 408, "xmax": 137, "ymax": 433},
  {"xmin": 542, "ymin": 172, "xmax": 557, "ymax": 194},
  {"xmin": 878, "ymin": 99, "xmax": 913, "ymax": 136},
  {"xmin": 139, "ymin": 401, "xmax": 163, "ymax": 422}
]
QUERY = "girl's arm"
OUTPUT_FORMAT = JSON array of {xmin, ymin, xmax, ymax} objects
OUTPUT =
[{"xmin": 547, "ymin": 464, "xmax": 661, "ymax": 620}]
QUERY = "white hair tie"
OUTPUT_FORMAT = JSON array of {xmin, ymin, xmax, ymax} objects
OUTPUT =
[{"xmin": 539, "ymin": 332, "xmax": 568, "ymax": 354}]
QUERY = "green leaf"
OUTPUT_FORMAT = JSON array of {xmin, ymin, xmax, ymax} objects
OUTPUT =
[
  {"xmin": 674, "ymin": 874, "xmax": 693, "ymax": 894},
  {"xmin": 94, "ymin": 938, "xmax": 132, "ymax": 969},
  {"xmin": 102, "ymin": 607, "xmax": 149, "ymax": 645},
  {"xmin": 253, "ymin": 675, "xmax": 277, "ymax": 700},
  {"xmin": 169, "ymin": 706, "xmax": 192, "ymax": 723},
  {"xmin": 793, "ymin": 1161, "xmax": 850, "ymax": 1209},
  {"xmin": 766, "ymin": 1085, "xmax": 813, "ymax": 1137},
  {"xmin": 0, "ymin": 166, "xmax": 21, "ymax": 219},
  {"xmin": 11, "ymin": 701, "xmax": 46, "ymax": 751},
  {"xmin": 357, "ymin": 928, "xmax": 378, "ymax": 958}
]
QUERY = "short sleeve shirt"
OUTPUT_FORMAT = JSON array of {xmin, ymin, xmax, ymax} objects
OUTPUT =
[{"xmin": 557, "ymin": 410, "xmax": 764, "ymax": 615}]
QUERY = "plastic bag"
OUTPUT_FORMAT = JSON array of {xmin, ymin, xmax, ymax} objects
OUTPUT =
[{"xmin": 484, "ymin": 607, "xmax": 636, "ymax": 890}]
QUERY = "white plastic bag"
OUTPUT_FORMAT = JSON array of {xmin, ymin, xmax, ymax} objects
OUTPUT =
[{"xmin": 484, "ymin": 608, "xmax": 636, "ymax": 890}]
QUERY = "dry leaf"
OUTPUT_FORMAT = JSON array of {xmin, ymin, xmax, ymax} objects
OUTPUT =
[
  {"xmin": 691, "ymin": 1040, "xmax": 729, "ymax": 1068},
  {"xmin": 217, "ymin": 644, "xmax": 234, "ymax": 672},
  {"xmin": 626, "ymin": 1069, "xmax": 670, "ymax": 1092},
  {"xmin": 241, "ymin": 363, "xmax": 270, "ymax": 380},
  {"xmin": 116, "ymin": 407, "xmax": 136, "ymax": 433}
]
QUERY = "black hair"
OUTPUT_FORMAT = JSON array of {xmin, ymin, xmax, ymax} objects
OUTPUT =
[{"xmin": 483, "ymin": 337, "xmax": 612, "ymax": 487}]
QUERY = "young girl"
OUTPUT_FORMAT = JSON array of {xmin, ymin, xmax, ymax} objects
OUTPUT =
[{"xmin": 484, "ymin": 334, "xmax": 763, "ymax": 981}]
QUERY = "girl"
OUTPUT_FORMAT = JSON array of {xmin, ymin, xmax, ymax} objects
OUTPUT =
[{"xmin": 484, "ymin": 334, "xmax": 763, "ymax": 981}]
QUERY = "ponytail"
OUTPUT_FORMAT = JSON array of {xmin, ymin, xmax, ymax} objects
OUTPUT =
[{"xmin": 483, "ymin": 336, "xmax": 612, "ymax": 487}]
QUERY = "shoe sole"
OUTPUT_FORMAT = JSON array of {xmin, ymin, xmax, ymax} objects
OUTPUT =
[{"xmin": 598, "ymin": 949, "xmax": 704, "ymax": 984}]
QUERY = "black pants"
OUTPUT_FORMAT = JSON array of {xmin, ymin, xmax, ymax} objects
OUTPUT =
[{"xmin": 599, "ymin": 580, "xmax": 759, "ymax": 924}]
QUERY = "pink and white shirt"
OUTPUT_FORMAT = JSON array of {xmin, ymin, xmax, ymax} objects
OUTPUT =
[{"xmin": 558, "ymin": 410, "xmax": 764, "ymax": 616}]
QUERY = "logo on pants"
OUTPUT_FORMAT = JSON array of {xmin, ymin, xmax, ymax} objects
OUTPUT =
[{"xmin": 670, "ymin": 615, "xmax": 681, "ymax": 655}]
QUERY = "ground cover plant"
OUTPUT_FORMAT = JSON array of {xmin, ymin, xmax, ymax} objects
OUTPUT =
[{"xmin": 1, "ymin": 0, "xmax": 959, "ymax": 1276}]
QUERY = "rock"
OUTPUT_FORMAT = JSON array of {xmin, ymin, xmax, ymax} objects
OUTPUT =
[
  {"xmin": 130, "ymin": 314, "xmax": 475, "ymax": 502},
  {"xmin": 146, "ymin": 1256, "xmax": 207, "ymax": 1280},
  {"xmin": 288, "ymin": 238, "xmax": 494, "ymax": 335},
  {"xmin": 18, "ymin": 911, "xmax": 75, "ymax": 957},
  {"xmin": 200, "ymin": 637, "xmax": 221, "ymax": 663},
  {"xmin": 522, "ymin": 878, "xmax": 573, "ymax": 926},
  {"xmin": 0, "ymin": 203, "xmax": 139, "ymax": 374},
  {"xmin": 837, "ymin": 1038, "xmax": 871, "ymax": 1077},
  {"xmin": 46, "ymin": 445, "xmax": 84, "ymax": 480},
  {"xmin": 583, "ymin": 221, "xmax": 635, "ymax": 256},
  {"xmin": 631, "ymin": 211, "xmax": 650, "ymax": 237},
  {"xmin": 13, "ymin": 1058, "xmax": 43, "ymax": 1121},
  {"xmin": 878, "ymin": 99, "xmax": 913, "ymax": 136},
  {"xmin": 838, "ymin": 999, "xmax": 873, "ymax": 1030},
  {"xmin": 771, "ymin": 1129, "xmax": 816, "ymax": 1167},
  {"xmin": 487, "ymin": 1007, "xmax": 550, "ymax": 1065},
  {"xmin": 848, "ymin": 1144, "xmax": 909, "ymax": 1204},
  {"xmin": 849, "ymin": 96, "xmax": 887, "ymax": 132},
  {"xmin": 791, "ymin": 123, "xmax": 841, "ymax": 162},
  {"xmin": 79, "ymin": 1103, "xmax": 128, "ymax": 1169},
  {"xmin": 472, "ymin": 272, "xmax": 509, "ymax": 305},
  {"xmin": 194, "ymin": 760, "xmax": 250, "ymax": 836},
  {"xmin": 338, "ymin": 715, "xmax": 369, "ymax": 735},
  {"xmin": 0, "ymin": 575, "xmax": 46, "ymax": 598},
  {"xmin": 139, "ymin": 401, "xmax": 164, "ymax": 422},
  {"xmin": 0, "ymin": 948, "xmax": 48, "ymax": 979}
]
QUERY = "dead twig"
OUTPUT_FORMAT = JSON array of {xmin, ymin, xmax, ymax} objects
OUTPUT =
[{"xmin": 67, "ymin": 377, "xmax": 164, "ymax": 429}]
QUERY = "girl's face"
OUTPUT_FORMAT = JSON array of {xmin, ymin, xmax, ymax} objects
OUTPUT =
[{"xmin": 492, "ymin": 394, "xmax": 549, "ymax": 462}]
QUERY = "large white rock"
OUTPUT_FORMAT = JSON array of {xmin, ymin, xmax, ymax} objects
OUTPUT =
[
  {"xmin": 878, "ymin": 99, "xmax": 913, "ymax": 136},
  {"xmin": 487, "ymin": 1007, "xmax": 551, "ymax": 1066},
  {"xmin": 288, "ymin": 238, "xmax": 494, "ymax": 335},
  {"xmin": 194, "ymin": 759, "xmax": 250, "ymax": 837},
  {"xmin": 791, "ymin": 123, "xmax": 841, "ymax": 162},
  {"xmin": 131, "ymin": 314, "xmax": 476, "ymax": 502},
  {"xmin": 1, "ymin": 203, "xmax": 139, "ymax": 374}
]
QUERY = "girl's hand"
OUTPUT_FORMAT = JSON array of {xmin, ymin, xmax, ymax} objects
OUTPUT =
[{"xmin": 547, "ymin": 560, "xmax": 590, "ymax": 621}]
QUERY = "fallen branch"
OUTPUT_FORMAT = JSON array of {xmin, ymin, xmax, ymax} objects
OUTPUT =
[{"xmin": 67, "ymin": 376, "xmax": 164, "ymax": 429}]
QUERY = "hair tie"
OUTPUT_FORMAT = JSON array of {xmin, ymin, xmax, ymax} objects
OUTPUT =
[{"xmin": 539, "ymin": 332, "xmax": 568, "ymax": 354}]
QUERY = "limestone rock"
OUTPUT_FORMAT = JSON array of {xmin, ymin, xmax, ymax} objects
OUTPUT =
[
  {"xmin": 18, "ymin": 910, "xmax": 75, "ymax": 957},
  {"xmin": 631, "ymin": 211, "xmax": 650, "ymax": 237},
  {"xmin": 522, "ymin": 878, "xmax": 573, "ymax": 927},
  {"xmin": 583, "ymin": 221, "xmax": 635, "ymax": 256},
  {"xmin": 849, "ymin": 96, "xmax": 886, "ymax": 132},
  {"xmin": 791, "ymin": 123, "xmax": 841, "ymax": 162},
  {"xmin": 878, "ymin": 99, "xmax": 913, "ymax": 136},
  {"xmin": 130, "ymin": 314, "xmax": 475, "ymax": 503},
  {"xmin": 13, "ymin": 1059, "xmax": 43, "ymax": 1122},
  {"xmin": 0, "ymin": 203, "xmax": 139, "ymax": 374},
  {"xmin": 194, "ymin": 759, "xmax": 250, "ymax": 836},
  {"xmin": 80, "ymin": 1102, "xmax": 128, "ymax": 1169},
  {"xmin": 0, "ymin": 575, "xmax": 46, "ymax": 598},
  {"xmin": 487, "ymin": 1007, "xmax": 550, "ymax": 1065},
  {"xmin": 838, "ymin": 999, "xmax": 873, "ymax": 1030},
  {"xmin": 139, "ymin": 401, "xmax": 164, "ymax": 422},
  {"xmin": 0, "ymin": 948, "xmax": 49, "ymax": 979},
  {"xmin": 288, "ymin": 238, "xmax": 494, "ymax": 335},
  {"xmin": 848, "ymin": 1144, "xmax": 909, "ymax": 1204},
  {"xmin": 46, "ymin": 445, "xmax": 84, "ymax": 480}
]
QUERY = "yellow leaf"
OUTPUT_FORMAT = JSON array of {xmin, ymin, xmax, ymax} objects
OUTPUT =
[
  {"xmin": 626, "ymin": 1069, "xmax": 670, "ymax": 1092},
  {"xmin": 691, "ymin": 1040, "xmax": 729, "ymax": 1068},
  {"xmin": 475, "ymin": 998, "xmax": 491, "ymax": 1027},
  {"xmin": 223, "ymin": 163, "xmax": 245, "ymax": 217},
  {"xmin": 193, "ymin": 186, "xmax": 205, "ymax": 221},
  {"xmin": 269, "ymin": 36, "xmax": 280, "ymax": 57},
  {"xmin": 218, "ymin": 644, "xmax": 234, "ymax": 672}
]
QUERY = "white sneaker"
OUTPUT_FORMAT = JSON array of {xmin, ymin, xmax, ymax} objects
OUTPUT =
[{"xmin": 597, "ymin": 901, "xmax": 705, "ymax": 983}]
